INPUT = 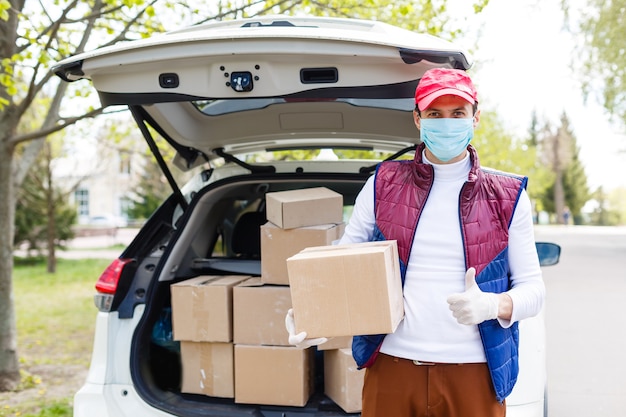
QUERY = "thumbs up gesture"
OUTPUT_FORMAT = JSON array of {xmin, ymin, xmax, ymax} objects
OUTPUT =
[{"xmin": 446, "ymin": 268, "xmax": 500, "ymax": 325}]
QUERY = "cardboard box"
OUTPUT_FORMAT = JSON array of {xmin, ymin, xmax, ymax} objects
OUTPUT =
[
  {"xmin": 180, "ymin": 341, "xmax": 234, "ymax": 398},
  {"xmin": 260, "ymin": 222, "xmax": 345, "ymax": 285},
  {"xmin": 287, "ymin": 240, "xmax": 403, "ymax": 338},
  {"xmin": 171, "ymin": 275, "xmax": 250, "ymax": 342},
  {"xmin": 324, "ymin": 348, "xmax": 364, "ymax": 413},
  {"xmin": 266, "ymin": 187, "xmax": 343, "ymax": 229},
  {"xmin": 234, "ymin": 344, "xmax": 314, "ymax": 406},
  {"xmin": 318, "ymin": 336, "xmax": 353, "ymax": 351},
  {"xmin": 233, "ymin": 278, "xmax": 292, "ymax": 346}
]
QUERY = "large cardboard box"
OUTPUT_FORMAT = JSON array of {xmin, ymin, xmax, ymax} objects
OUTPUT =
[
  {"xmin": 260, "ymin": 222, "xmax": 345, "ymax": 285},
  {"xmin": 324, "ymin": 348, "xmax": 364, "ymax": 413},
  {"xmin": 234, "ymin": 344, "xmax": 314, "ymax": 406},
  {"xmin": 171, "ymin": 275, "xmax": 250, "ymax": 342},
  {"xmin": 266, "ymin": 187, "xmax": 343, "ymax": 229},
  {"xmin": 287, "ymin": 240, "xmax": 403, "ymax": 338},
  {"xmin": 233, "ymin": 278, "xmax": 292, "ymax": 346},
  {"xmin": 180, "ymin": 341, "xmax": 234, "ymax": 398}
]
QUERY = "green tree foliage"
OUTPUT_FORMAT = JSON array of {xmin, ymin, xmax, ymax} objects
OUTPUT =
[
  {"xmin": 188, "ymin": 0, "xmax": 489, "ymax": 41},
  {"xmin": 536, "ymin": 112, "xmax": 590, "ymax": 223},
  {"xmin": 472, "ymin": 109, "xmax": 552, "ymax": 206},
  {"xmin": 562, "ymin": 150, "xmax": 590, "ymax": 224},
  {"xmin": 587, "ymin": 186, "xmax": 623, "ymax": 225},
  {"xmin": 607, "ymin": 187, "xmax": 626, "ymax": 225},
  {"xmin": 125, "ymin": 156, "xmax": 172, "ymax": 221},
  {"xmin": 474, "ymin": 110, "xmax": 533, "ymax": 173},
  {"xmin": 564, "ymin": 0, "xmax": 626, "ymax": 126},
  {"xmin": 13, "ymin": 141, "xmax": 76, "ymax": 257}
]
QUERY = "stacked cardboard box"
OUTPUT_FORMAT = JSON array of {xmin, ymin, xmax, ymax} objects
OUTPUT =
[
  {"xmin": 261, "ymin": 187, "xmax": 345, "ymax": 285},
  {"xmin": 324, "ymin": 348, "xmax": 364, "ymax": 413},
  {"xmin": 260, "ymin": 222, "xmax": 344, "ymax": 285},
  {"xmin": 233, "ymin": 277, "xmax": 292, "ymax": 346},
  {"xmin": 179, "ymin": 342, "xmax": 235, "ymax": 398},
  {"xmin": 170, "ymin": 275, "xmax": 250, "ymax": 397},
  {"xmin": 232, "ymin": 277, "xmax": 314, "ymax": 406},
  {"xmin": 233, "ymin": 187, "xmax": 346, "ymax": 406},
  {"xmin": 265, "ymin": 186, "xmax": 344, "ymax": 229},
  {"xmin": 234, "ymin": 344, "xmax": 314, "ymax": 406}
]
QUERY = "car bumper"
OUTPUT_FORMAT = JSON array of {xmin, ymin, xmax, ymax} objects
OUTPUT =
[
  {"xmin": 506, "ymin": 400, "xmax": 545, "ymax": 417},
  {"xmin": 75, "ymin": 383, "xmax": 172, "ymax": 417}
]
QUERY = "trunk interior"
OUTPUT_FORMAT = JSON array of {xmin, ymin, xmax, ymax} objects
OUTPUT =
[{"xmin": 124, "ymin": 173, "xmax": 369, "ymax": 416}]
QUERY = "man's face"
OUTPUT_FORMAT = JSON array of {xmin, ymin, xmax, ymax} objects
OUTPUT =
[{"xmin": 413, "ymin": 95, "xmax": 480, "ymax": 164}]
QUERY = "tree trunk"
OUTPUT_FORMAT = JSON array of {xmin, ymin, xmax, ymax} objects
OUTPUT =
[
  {"xmin": 0, "ymin": 139, "xmax": 20, "ymax": 391},
  {"xmin": 45, "ymin": 141, "xmax": 57, "ymax": 273},
  {"xmin": 554, "ymin": 170, "xmax": 566, "ymax": 224},
  {"xmin": 0, "ymin": 0, "xmax": 25, "ymax": 390}
]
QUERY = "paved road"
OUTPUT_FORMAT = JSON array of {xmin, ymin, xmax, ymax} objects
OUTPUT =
[{"xmin": 534, "ymin": 226, "xmax": 626, "ymax": 417}]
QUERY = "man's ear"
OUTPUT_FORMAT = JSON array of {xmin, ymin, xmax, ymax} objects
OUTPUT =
[
  {"xmin": 413, "ymin": 110, "xmax": 421, "ymax": 129},
  {"xmin": 473, "ymin": 109, "xmax": 481, "ymax": 128}
]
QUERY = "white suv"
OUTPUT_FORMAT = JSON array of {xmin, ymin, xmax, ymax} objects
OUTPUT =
[{"xmin": 54, "ymin": 15, "xmax": 560, "ymax": 417}]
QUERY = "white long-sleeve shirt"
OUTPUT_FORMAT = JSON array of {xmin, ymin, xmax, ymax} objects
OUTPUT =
[{"xmin": 339, "ymin": 151, "xmax": 545, "ymax": 363}]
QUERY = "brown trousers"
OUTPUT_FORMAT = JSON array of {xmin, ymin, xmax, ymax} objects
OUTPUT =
[{"xmin": 361, "ymin": 353, "xmax": 506, "ymax": 417}]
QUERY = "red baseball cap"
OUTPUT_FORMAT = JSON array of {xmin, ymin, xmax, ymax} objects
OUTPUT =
[{"xmin": 414, "ymin": 68, "xmax": 478, "ymax": 111}]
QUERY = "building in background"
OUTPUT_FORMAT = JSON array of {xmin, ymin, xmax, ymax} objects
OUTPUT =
[{"xmin": 57, "ymin": 135, "xmax": 144, "ymax": 228}]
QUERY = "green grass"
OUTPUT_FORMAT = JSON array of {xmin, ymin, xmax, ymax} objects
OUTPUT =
[
  {"xmin": 1, "ymin": 258, "xmax": 112, "ymax": 417},
  {"xmin": 23, "ymin": 400, "xmax": 73, "ymax": 417},
  {"xmin": 0, "ymin": 399, "xmax": 72, "ymax": 417},
  {"xmin": 2, "ymin": 399, "xmax": 73, "ymax": 417}
]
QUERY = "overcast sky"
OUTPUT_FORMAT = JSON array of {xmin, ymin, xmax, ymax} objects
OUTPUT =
[{"xmin": 452, "ymin": 0, "xmax": 626, "ymax": 190}]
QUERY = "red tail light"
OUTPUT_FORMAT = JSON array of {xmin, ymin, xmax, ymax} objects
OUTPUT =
[{"xmin": 95, "ymin": 258, "xmax": 133, "ymax": 294}]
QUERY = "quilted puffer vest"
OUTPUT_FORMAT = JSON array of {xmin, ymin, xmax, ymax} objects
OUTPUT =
[{"xmin": 351, "ymin": 143, "xmax": 527, "ymax": 402}]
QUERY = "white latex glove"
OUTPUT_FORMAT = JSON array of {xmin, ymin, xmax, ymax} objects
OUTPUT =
[
  {"xmin": 285, "ymin": 308, "xmax": 328, "ymax": 348},
  {"xmin": 446, "ymin": 268, "xmax": 500, "ymax": 325}
]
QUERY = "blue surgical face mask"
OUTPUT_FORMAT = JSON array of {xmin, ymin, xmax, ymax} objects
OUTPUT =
[{"xmin": 419, "ymin": 118, "xmax": 474, "ymax": 162}]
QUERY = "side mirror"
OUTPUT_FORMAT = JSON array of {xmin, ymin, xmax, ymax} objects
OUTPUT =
[{"xmin": 535, "ymin": 242, "xmax": 561, "ymax": 267}]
